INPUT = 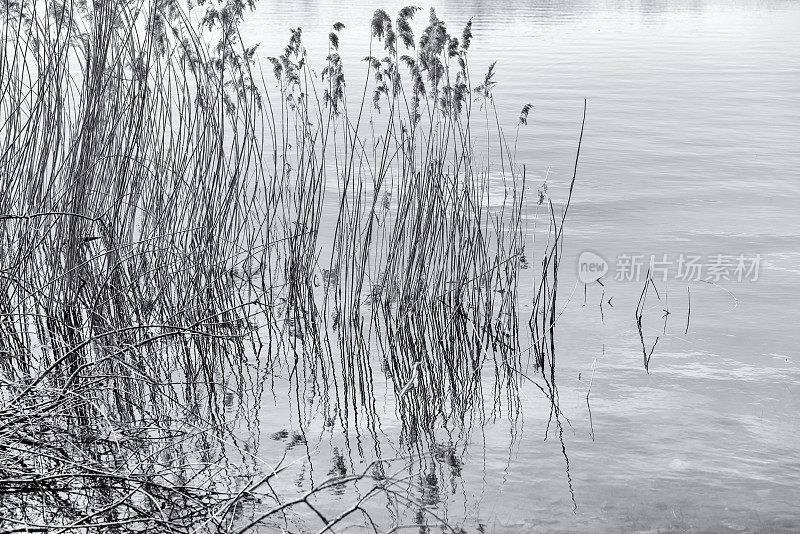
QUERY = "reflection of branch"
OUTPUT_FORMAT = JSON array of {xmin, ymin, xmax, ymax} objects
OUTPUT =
[
  {"xmin": 586, "ymin": 355, "xmax": 597, "ymax": 441},
  {"xmin": 314, "ymin": 468, "xmax": 439, "ymax": 534},
  {"xmin": 701, "ymin": 278, "xmax": 739, "ymax": 312},
  {"xmin": 685, "ymin": 286, "xmax": 691, "ymax": 334},
  {"xmin": 599, "ymin": 289, "xmax": 605, "ymax": 324},
  {"xmin": 397, "ymin": 361, "xmax": 421, "ymax": 398},
  {"xmin": 236, "ymin": 457, "xmax": 453, "ymax": 534},
  {"xmin": 504, "ymin": 360, "xmax": 576, "ymax": 511},
  {"xmin": 636, "ymin": 269, "xmax": 659, "ymax": 372}
]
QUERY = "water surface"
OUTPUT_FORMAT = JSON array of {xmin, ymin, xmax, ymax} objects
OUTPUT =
[{"xmin": 235, "ymin": 1, "xmax": 800, "ymax": 531}]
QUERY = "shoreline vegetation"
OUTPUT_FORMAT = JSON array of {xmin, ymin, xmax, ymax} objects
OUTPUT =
[{"xmin": 0, "ymin": 0, "xmax": 583, "ymax": 531}]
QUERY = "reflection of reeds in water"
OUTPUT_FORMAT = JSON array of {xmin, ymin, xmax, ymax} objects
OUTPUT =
[
  {"xmin": 0, "ymin": 2, "xmax": 581, "ymax": 531},
  {"xmin": 268, "ymin": 7, "xmax": 534, "ymax": 453}
]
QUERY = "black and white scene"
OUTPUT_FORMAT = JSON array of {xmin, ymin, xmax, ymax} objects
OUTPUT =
[{"xmin": 1, "ymin": 0, "xmax": 798, "ymax": 532}]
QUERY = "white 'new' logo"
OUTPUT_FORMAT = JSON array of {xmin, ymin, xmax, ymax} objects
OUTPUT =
[{"xmin": 578, "ymin": 251, "xmax": 608, "ymax": 283}]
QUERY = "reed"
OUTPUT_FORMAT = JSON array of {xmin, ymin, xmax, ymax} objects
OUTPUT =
[{"xmin": 0, "ymin": 1, "xmax": 581, "ymax": 530}]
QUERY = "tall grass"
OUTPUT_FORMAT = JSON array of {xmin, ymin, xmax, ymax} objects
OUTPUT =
[{"xmin": 0, "ymin": 0, "xmax": 580, "ymax": 530}]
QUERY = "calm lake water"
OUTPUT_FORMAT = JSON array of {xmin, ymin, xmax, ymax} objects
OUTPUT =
[{"xmin": 234, "ymin": 1, "xmax": 800, "ymax": 531}]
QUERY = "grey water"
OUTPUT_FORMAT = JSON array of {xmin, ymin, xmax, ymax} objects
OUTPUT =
[{"xmin": 236, "ymin": 1, "xmax": 800, "ymax": 532}]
